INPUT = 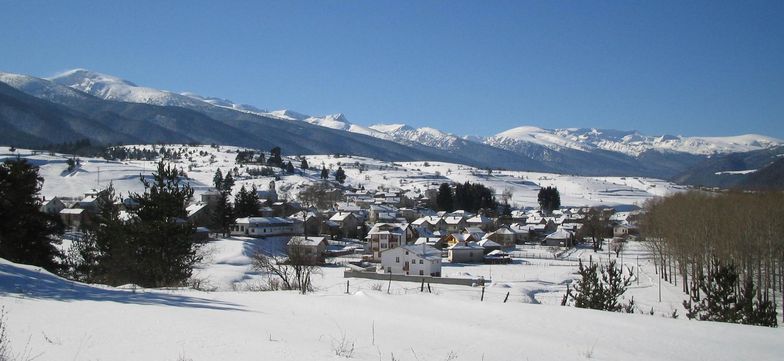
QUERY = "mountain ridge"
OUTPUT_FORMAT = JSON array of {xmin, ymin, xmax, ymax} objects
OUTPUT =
[{"xmin": 1, "ymin": 68, "xmax": 781, "ymax": 183}]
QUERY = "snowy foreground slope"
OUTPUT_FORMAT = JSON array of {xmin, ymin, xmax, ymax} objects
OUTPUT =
[
  {"xmin": 0, "ymin": 146, "xmax": 684, "ymax": 209},
  {"xmin": 2, "ymin": 252, "xmax": 781, "ymax": 361}
]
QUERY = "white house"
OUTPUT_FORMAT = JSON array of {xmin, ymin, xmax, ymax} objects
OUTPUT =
[
  {"xmin": 447, "ymin": 241, "xmax": 484, "ymax": 263},
  {"xmin": 380, "ymin": 244, "xmax": 442, "ymax": 277},
  {"xmin": 231, "ymin": 217, "xmax": 302, "ymax": 237},
  {"xmin": 366, "ymin": 223, "xmax": 407, "ymax": 260}
]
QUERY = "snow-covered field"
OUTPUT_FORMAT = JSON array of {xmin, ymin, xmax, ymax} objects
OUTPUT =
[
  {"xmin": 5, "ymin": 144, "xmax": 778, "ymax": 361},
  {"xmin": 2, "ymin": 239, "xmax": 781, "ymax": 361},
  {"xmin": 0, "ymin": 145, "xmax": 686, "ymax": 209}
]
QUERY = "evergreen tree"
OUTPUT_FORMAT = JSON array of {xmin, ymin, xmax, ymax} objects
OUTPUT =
[
  {"xmin": 126, "ymin": 161, "xmax": 200, "ymax": 287},
  {"xmin": 300, "ymin": 158, "xmax": 309, "ymax": 170},
  {"xmin": 0, "ymin": 158, "xmax": 64, "ymax": 271},
  {"xmin": 268, "ymin": 146, "xmax": 283, "ymax": 167},
  {"xmin": 286, "ymin": 161, "xmax": 295, "ymax": 174},
  {"xmin": 221, "ymin": 172, "xmax": 235, "ymax": 192},
  {"xmin": 320, "ymin": 166, "xmax": 329, "ymax": 180},
  {"xmin": 684, "ymin": 260, "xmax": 777, "ymax": 327},
  {"xmin": 537, "ymin": 186, "xmax": 561, "ymax": 214},
  {"xmin": 234, "ymin": 185, "xmax": 261, "ymax": 218},
  {"xmin": 436, "ymin": 183, "xmax": 455, "ymax": 212},
  {"xmin": 563, "ymin": 260, "xmax": 634, "ymax": 312},
  {"xmin": 335, "ymin": 166, "xmax": 346, "ymax": 184},
  {"xmin": 213, "ymin": 169, "xmax": 224, "ymax": 189}
]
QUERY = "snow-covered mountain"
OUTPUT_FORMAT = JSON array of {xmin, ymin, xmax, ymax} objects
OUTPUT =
[
  {"xmin": 368, "ymin": 124, "xmax": 467, "ymax": 150},
  {"xmin": 3, "ymin": 68, "xmax": 783, "ymax": 181},
  {"xmin": 487, "ymin": 127, "xmax": 782, "ymax": 157}
]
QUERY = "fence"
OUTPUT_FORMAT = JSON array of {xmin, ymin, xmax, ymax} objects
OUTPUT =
[{"xmin": 343, "ymin": 270, "xmax": 484, "ymax": 286}]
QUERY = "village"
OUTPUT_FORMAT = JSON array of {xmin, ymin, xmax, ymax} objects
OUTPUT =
[{"xmin": 38, "ymin": 144, "xmax": 643, "ymax": 290}]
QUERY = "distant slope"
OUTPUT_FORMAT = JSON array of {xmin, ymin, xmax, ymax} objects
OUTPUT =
[
  {"xmin": 736, "ymin": 157, "xmax": 784, "ymax": 191},
  {"xmin": 671, "ymin": 146, "xmax": 784, "ymax": 189}
]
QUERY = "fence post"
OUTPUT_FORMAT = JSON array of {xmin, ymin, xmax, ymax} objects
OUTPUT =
[
  {"xmin": 480, "ymin": 285, "xmax": 485, "ymax": 302},
  {"xmin": 503, "ymin": 291, "xmax": 510, "ymax": 303}
]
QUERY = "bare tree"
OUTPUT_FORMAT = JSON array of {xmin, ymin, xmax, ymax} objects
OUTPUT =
[{"xmin": 251, "ymin": 239, "xmax": 321, "ymax": 294}]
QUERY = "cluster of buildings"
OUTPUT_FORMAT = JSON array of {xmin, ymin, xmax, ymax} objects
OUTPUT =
[{"xmin": 45, "ymin": 184, "xmax": 639, "ymax": 279}]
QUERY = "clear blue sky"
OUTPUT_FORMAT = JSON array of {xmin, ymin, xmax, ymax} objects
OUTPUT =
[{"xmin": 1, "ymin": 1, "xmax": 783, "ymax": 138}]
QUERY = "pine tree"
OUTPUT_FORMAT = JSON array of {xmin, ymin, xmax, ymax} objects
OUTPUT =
[
  {"xmin": 286, "ymin": 161, "xmax": 295, "ymax": 174},
  {"xmin": 436, "ymin": 183, "xmax": 455, "ymax": 212},
  {"xmin": 268, "ymin": 146, "xmax": 283, "ymax": 167},
  {"xmin": 684, "ymin": 260, "xmax": 777, "ymax": 327},
  {"xmin": 221, "ymin": 172, "xmax": 235, "ymax": 193},
  {"xmin": 563, "ymin": 260, "xmax": 633, "ymax": 312},
  {"xmin": 213, "ymin": 169, "xmax": 223, "ymax": 189},
  {"xmin": 300, "ymin": 158, "xmax": 309, "ymax": 170},
  {"xmin": 234, "ymin": 185, "xmax": 261, "ymax": 218},
  {"xmin": 0, "ymin": 158, "xmax": 64, "ymax": 271},
  {"xmin": 335, "ymin": 166, "xmax": 346, "ymax": 183},
  {"xmin": 537, "ymin": 186, "xmax": 561, "ymax": 214},
  {"xmin": 320, "ymin": 166, "xmax": 329, "ymax": 180},
  {"xmin": 127, "ymin": 161, "xmax": 200, "ymax": 287}
]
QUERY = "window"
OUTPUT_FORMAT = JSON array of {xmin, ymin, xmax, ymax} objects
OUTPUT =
[
  {"xmin": 419, "ymin": 270, "xmax": 424, "ymax": 275},
  {"xmin": 419, "ymin": 260, "xmax": 423, "ymax": 264},
  {"xmin": 396, "ymin": 257, "xmax": 399, "ymax": 263},
  {"xmin": 387, "ymin": 267, "xmax": 391, "ymax": 273}
]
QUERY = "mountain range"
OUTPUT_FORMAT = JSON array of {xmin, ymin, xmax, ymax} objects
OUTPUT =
[{"xmin": 1, "ymin": 69, "xmax": 782, "ymax": 187}]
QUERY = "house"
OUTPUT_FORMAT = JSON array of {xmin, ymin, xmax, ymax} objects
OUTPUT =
[
  {"xmin": 485, "ymin": 226, "xmax": 517, "ymax": 248},
  {"xmin": 255, "ymin": 180, "xmax": 279, "ymax": 203},
  {"xmin": 369, "ymin": 204, "xmax": 398, "ymax": 223},
  {"xmin": 445, "ymin": 232, "xmax": 477, "ymax": 248},
  {"xmin": 466, "ymin": 214, "xmax": 493, "ymax": 231},
  {"xmin": 186, "ymin": 202, "xmax": 210, "ymax": 227},
  {"xmin": 230, "ymin": 217, "xmax": 302, "ymax": 237},
  {"xmin": 39, "ymin": 197, "xmax": 66, "ymax": 215},
  {"xmin": 380, "ymin": 244, "xmax": 442, "ymax": 276},
  {"xmin": 200, "ymin": 190, "xmax": 222, "ymax": 206},
  {"xmin": 289, "ymin": 210, "xmax": 323, "ymax": 236},
  {"xmin": 477, "ymin": 239, "xmax": 502, "ymax": 254},
  {"xmin": 288, "ymin": 236, "xmax": 328, "ymax": 265},
  {"xmin": 328, "ymin": 212, "xmax": 363, "ymax": 238},
  {"xmin": 366, "ymin": 223, "xmax": 407, "ymax": 260},
  {"xmin": 414, "ymin": 236, "xmax": 446, "ymax": 249},
  {"xmin": 462, "ymin": 227, "xmax": 486, "ymax": 241},
  {"xmin": 60, "ymin": 208, "xmax": 89, "ymax": 229},
  {"xmin": 447, "ymin": 241, "xmax": 484, "ymax": 263},
  {"xmin": 613, "ymin": 224, "xmax": 637, "ymax": 238},
  {"xmin": 543, "ymin": 228, "xmax": 575, "ymax": 247},
  {"xmin": 412, "ymin": 216, "xmax": 446, "ymax": 232},
  {"xmin": 443, "ymin": 216, "xmax": 467, "ymax": 233}
]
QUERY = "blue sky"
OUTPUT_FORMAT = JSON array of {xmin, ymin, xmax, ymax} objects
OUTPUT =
[{"xmin": 1, "ymin": 1, "xmax": 783, "ymax": 138}]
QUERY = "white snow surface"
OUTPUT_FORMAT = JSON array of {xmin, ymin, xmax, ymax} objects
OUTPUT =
[
  {"xmin": 2, "ymin": 239, "xmax": 781, "ymax": 361},
  {"xmin": 0, "ymin": 146, "xmax": 685, "ymax": 208}
]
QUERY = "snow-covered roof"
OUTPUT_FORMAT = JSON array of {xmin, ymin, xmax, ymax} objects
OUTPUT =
[
  {"xmin": 448, "ymin": 241, "xmax": 483, "ymax": 250},
  {"xmin": 60, "ymin": 208, "xmax": 85, "ymax": 214},
  {"xmin": 186, "ymin": 203, "xmax": 207, "ymax": 217},
  {"xmin": 545, "ymin": 228, "xmax": 573, "ymax": 240},
  {"xmin": 289, "ymin": 236, "xmax": 327, "ymax": 246},
  {"xmin": 444, "ymin": 216, "xmax": 465, "ymax": 225},
  {"xmin": 478, "ymin": 239, "xmax": 502, "ymax": 248},
  {"xmin": 389, "ymin": 244, "xmax": 442, "ymax": 260},
  {"xmin": 234, "ymin": 217, "xmax": 293, "ymax": 226},
  {"xmin": 329, "ymin": 212, "xmax": 355, "ymax": 222},
  {"xmin": 466, "ymin": 215, "xmax": 492, "ymax": 224}
]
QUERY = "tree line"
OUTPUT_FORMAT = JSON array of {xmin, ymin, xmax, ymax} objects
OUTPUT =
[{"xmin": 640, "ymin": 190, "xmax": 781, "ymax": 327}]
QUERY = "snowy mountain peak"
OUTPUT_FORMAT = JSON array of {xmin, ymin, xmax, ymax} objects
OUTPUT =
[
  {"xmin": 489, "ymin": 125, "xmax": 783, "ymax": 156},
  {"xmin": 267, "ymin": 109, "xmax": 310, "ymax": 121},
  {"xmin": 49, "ymin": 68, "xmax": 138, "ymax": 87}
]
